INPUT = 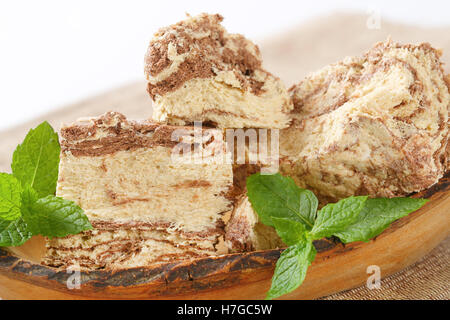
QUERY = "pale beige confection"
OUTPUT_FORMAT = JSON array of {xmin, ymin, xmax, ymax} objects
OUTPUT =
[
  {"xmin": 42, "ymin": 112, "xmax": 233, "ymax": 270},
  {"xmin": 226, "ymin": 125, "xmax": 281, "ymax": 200},
  {"xmin": 227, "ymin": 40, "xmax": 449, "ymax": 252},
  {"xmin": 280, "ymin": 39, "xmax": 449, "ymax": 203},
  {"xmin": 225, "ymin": 195, "xmax": 284, "ymax": 252},
  {"xmin": 144, "ymin": 13, "xmax": 293, "ymax": 129}
]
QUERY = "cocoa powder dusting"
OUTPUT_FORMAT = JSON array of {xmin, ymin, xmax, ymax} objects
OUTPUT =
[
  {"xmin": 144, "ymin": 13, "xmax": 267, "ymax": 97},
  {"xmin": 61, "ymin": 112, "xmax": 222, "ymax": 157}
]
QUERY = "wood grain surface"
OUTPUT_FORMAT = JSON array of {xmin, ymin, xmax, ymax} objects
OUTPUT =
[{"xmin": 0, "ymin": 13, "xmax": 449, "ymax": 300}]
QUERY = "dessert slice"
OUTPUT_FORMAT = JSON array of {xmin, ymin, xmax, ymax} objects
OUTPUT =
[
  {"xmin": 280, "ymin": 39, "xmax": 449, "ymax": 202},
  {"xmin": 145, "ymin": 13, "xmax": 293, "ymax": 129},
  {"xmin": 42, "ymin": 112, "xmax": 233, "ymax": 269},
  {"xmin": 225, "ymin": 195, "xmax": 284, "ymax": 252}
]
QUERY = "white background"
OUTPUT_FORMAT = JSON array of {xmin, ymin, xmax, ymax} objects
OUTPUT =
[{"xmin": 0, "ymin": 0, "xmax": 449, "ymax": 130}]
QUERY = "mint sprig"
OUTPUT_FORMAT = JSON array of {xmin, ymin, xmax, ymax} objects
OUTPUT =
[
  {"xmin": 247, "ymin": 173, "xmax": 428, "ymax": 299},
  {"xmin": 0, "ymin": 122, "xmax": 92, "ymax": 247}
]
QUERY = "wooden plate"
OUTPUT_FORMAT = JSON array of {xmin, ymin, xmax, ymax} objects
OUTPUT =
[{"xmin": 0, "ymin": 173, "xmax": 448, "ymax": 300}]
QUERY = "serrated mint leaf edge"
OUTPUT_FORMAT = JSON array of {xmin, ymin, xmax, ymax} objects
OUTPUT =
[
  {"xmin": 0, "ymin": 173, "xmax": 23, "ymax": 220},
  {"xmin": 11, "ymin": 121, "xmax": 60, "ymax": 198},
  {"xmin": 300, "ymin": 189, "xmax": 319, "ymax": 225},
  {"xmin": 334, "ymin": 197, "xmax": 429, "ymax": 243},
  {"xmin": 310, "ymin": 196, "xmax": 368, "ymax": 239},
  {"xmin": 22, "ymin": 195, "xmax": 92, "ymax": 239},
  {"xmin": 266, "ymin": 240, "xmax": 316, "ymax": 300},
  {"xmin": 0, "ymin": 217, "xmax": 32, "ymax": 247}
]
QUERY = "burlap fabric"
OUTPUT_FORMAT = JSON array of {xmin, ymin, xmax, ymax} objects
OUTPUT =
[
  {"xmin": 0, "ymin": 13, "xmax": 448, "ymax": 300},
  {"xmin": 321, "ymin": 236, "xmax": 449, "ymax": 300}
]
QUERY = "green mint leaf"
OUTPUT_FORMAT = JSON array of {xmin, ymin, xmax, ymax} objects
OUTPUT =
[
  {"xmin": 0, "ymin": 217, "xmax": 32, "ymax": 247},
  {"xmin": 11, "ymin": 121, "xmax": 60, "ymax": 198},
  {"xmin": 266, "ymin": 240, "xmax": 316, "ymax": 300},
  {"xmin": 0, "ymin": 176, "xmax": 32, "ymax": 247},
  {"xmin": 271, "ymin": 217, "xmax": 307, "ymax": 246},
  {"xmin": 21, "ymin": 185, "xmax": 39, "ymax": 210},
  {"xmin": 334, "ymin": 197, "xmax": 428, "ymax": 243},
  {"xmin": 0, "ymin": 173, "xmax": 22, "ymax": 220},
  {"xmin": 22, "ymin": 195, "xmax": 92, "ymax": 238},
  {"xmin": 20, "ymin": 186, "xmax": 40, "ymax": 235},
  {"xmin": 311, "ymin": 196, "xmax": 368, "ymax": 239},
  {"xmin": 247, "ymin": 173, "xmax": 318, "ymax": 230}
]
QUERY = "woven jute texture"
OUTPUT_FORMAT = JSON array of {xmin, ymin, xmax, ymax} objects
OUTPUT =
[
  {"xmin": 0, "ymin": 13, "xmax": 448, "ymax": 299},
  {"xmin": 321, "ymin": 237, "xmax": 450, "ymax": 300}
]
